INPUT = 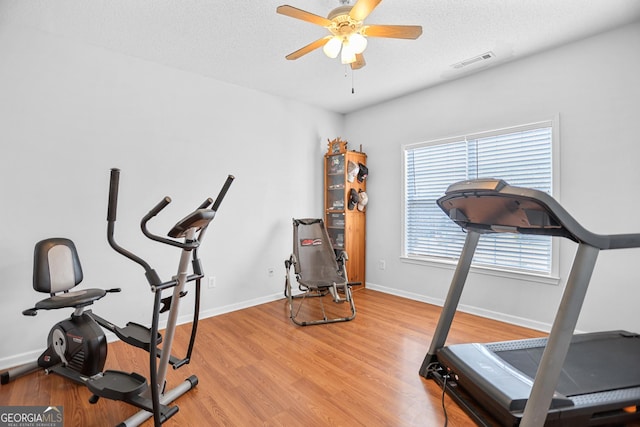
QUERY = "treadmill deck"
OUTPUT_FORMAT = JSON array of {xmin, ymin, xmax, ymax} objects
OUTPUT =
[{"xmin": 435, "ymin": 331, "xmax": 640, "ymax": 426}]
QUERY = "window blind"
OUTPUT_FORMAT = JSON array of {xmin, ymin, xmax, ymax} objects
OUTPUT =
[{"xmin": 404, "ymin": 124, "xmax": 553, "ymax": 274}]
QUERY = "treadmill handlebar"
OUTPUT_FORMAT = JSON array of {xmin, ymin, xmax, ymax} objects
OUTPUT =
[{"xmin": 607, "ymin": 233, "xmax": 640, "ymax": 250}]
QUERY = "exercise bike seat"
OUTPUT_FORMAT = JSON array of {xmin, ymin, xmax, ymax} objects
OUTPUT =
[
  {"xmin": 24, "ymin": 238, "xmax": 109, "ymax": 316},
  {"xmin": 32, "ymin": 288, "xmax": 107, "ymax": 310}
]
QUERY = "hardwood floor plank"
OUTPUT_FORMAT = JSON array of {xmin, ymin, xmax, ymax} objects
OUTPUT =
[{"xmin": 0, "ymin": 289, "xmax": 547, "ymax": 426}]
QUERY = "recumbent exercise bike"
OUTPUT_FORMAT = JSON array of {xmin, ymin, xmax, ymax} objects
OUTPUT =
[{"xmin": 1, "ymin": 168, "xmax": 234, "ymax": 427}]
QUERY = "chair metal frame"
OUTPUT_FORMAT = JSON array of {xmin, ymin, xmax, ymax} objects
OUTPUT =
[{"xmin": 284, "ymin": 218, "xmax": 356, "ymax": 326}]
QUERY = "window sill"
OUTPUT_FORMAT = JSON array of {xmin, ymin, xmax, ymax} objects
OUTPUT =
[{"xmin": 400, "ymin": 256, "xmax": 560, "ymax": 286}]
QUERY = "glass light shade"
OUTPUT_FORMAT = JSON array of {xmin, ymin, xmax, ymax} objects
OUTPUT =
[
  {"xmin": 323, "ymin": 36, "xmax": 342, "ymax": 59},
  {"xmin": 349, "ymin": 33, "xmax": 367, "ymax": 54},
  {"xmin": 341, "ymin": 42, "xmax": 356, "ymax": 64}
]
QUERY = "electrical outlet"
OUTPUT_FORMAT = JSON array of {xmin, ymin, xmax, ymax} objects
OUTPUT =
[
  {"xmin": 378, "ymin": 259, "xmax": 386, "ymax": 270},
  {"xmin": 208, "ymin": 276, "xmax": 216, "ymax": 288}
]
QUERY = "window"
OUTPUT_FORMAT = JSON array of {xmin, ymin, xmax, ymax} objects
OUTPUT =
[{"xmin": 403, "ymin": 121, "xmax": 555, "ymax": 275}]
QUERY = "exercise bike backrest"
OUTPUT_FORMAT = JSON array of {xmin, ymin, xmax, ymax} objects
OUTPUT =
[
  {"xmin": 24, "ymin": 238, "xmax": 109, "ymax": 316},
  {"xmin": 33, "ymin": 238, "xmax": 83, "ymax": 293}
]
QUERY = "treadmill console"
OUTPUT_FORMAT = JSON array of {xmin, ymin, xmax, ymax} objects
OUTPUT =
[
  {"xmin": 445, "ymin": 178, "xmax": 507, "ymax": 193},
  {"xmin": 439, "ymin": 179, "xmax": 557, "ymax": 227},
  {"xmin": 435, "ymin": 178, "xmax": 632, "ymax": 249}
]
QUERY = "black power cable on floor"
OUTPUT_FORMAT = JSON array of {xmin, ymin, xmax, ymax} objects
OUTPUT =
[
  {"xmin": 441, "ymin": 373, "xmax": 449, "ymax": 427},
  {"xmin": 424, "ymin": 362, "xmax": 450, "ymax": 427}
]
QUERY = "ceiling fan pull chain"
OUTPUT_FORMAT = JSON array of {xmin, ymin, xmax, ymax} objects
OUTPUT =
[
  {"xmin": 343, "ymin": 65, "xmax": 355, "ymax": 94},
  {"xmin": 352, "ymin": 69, "xmax": 355, "ymax": 94}
]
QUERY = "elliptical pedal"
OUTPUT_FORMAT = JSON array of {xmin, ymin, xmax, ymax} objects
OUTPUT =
[
  {"xmin": 90, "ymin": 312, "xmax": 163, "ymax": 351},
  {"xmin": 87, "ymin": 370, "xmax": 148, "ymax": 401},
  {"xmin": 87, "ymin": 370, "xmax": 180, "ymax": 424},
  {"xmin": 117, "ymin": 322, "xmax": 163, "ymax": 351}
]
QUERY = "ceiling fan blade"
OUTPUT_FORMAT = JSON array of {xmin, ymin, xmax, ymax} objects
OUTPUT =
[
  {"xmin": 349, "ymin": 0, "xmax": 382, "ymax": 22},
  {"xmin": 285, "ymin": 36, "xmax": 332, "ymax": 60},
  {"xmin": 277, "ymin": 5, "xmax": 332, "ymax": 27},
  {"xmin": 351, "ymin": 53, "xmax": 366, "ymax": 70},
  {"xmin": 362, "ymin": 24, "xmax": 423, "ymax": 39}
]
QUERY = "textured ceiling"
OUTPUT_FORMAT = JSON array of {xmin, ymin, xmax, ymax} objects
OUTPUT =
[{"xmin": 2, "ymin": 0, "xmax": 640, "ymax": 114}]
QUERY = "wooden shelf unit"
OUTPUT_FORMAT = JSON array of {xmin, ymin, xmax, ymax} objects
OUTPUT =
[{"xmin": 324, "ymin": 138, "xmax": 367, "ymax": 288}]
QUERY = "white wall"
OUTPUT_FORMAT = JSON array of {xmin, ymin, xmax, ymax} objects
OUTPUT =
[
  {"xmin": 345, "ymin": 21, "xmax": 640, "ymax": 334},
  {"xmin": 0, "ymin": 24, "xmax": 343, "ymax": 369},
  {"xmin": 3, "ymin": 18, "xmax": 639, "ymax": 372}
]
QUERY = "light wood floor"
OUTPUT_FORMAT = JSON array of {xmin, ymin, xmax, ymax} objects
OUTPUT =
[{"xmin": 0, "ymin": 289, "xmax": 546, "ymax": 426}]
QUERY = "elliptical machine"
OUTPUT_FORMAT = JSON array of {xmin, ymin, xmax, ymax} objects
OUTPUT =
[{"xmin": 1, "ymin": 168, "xmax": 234, "ymax": 427}]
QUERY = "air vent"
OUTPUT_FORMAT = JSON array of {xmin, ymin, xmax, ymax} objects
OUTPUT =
[{"xmin": 451, "ymin": 51, "xmax": 495, "ymax": 69}]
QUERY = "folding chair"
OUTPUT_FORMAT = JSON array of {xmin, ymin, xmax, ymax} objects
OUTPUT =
[{"xmin": 284, "ymin": 218, "xmax": 356, "ymax": 326}]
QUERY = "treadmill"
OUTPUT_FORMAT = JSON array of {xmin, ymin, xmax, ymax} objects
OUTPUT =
[{"xmin": 419, "ymin": 178, "xmax": 640, "ymax": 427}]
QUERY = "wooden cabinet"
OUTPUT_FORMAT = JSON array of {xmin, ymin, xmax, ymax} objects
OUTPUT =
[{"xmin": 324, "ymin": 138, "xmax": 367, "ymax": 288}]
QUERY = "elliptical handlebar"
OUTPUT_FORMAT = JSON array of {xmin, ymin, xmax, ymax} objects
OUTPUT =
[
  {"xmin": 196, "ymin": 175, "xmax": 234, "ymax": 244},
  {"xmin": 141, "ymin": 175, "xmax": 234, "ymax": 249},
  {"xmin": 197, "ymin": 198, "xmax": 214, "ymax": 210},
  {"xmin": 146, "ymin": 196, "xmax": 172, "ymax": 219},
  {"xmin": 212, "ymin": 175, "xmax": 234, "ymax": 212},
  {"xmin": 107, "ymin": 168, "xmax": 121, "ymax": 222},
  {"xmin": 140, "ymin": 197, "xmax": 199, "ymax": 251},
  {"xmin": 107, "ymin": 168, "xmax": 159, "ymax": 286},
  {"xmin": 106, "ymin": 168, "xmax": 234, "ymax": 287}
]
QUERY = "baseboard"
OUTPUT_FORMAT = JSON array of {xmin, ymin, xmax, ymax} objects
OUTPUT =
[
  {"xmin": 366, "ymin": 282, "xmax": 553, "ymax": 333},
  {"xmin": 197, "ymin": 292, "xmax": 284, "ymax": 321},
  {"xmin": 0, "ymin": 350, "xmax": 43, "ymax": 373},
  {"xmin": 0, "ymin": 292, "xmax": 285, "ymax": 372}
]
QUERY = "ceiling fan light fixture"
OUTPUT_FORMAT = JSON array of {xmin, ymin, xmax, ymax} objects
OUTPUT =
[
  {"xmin": 349, "ymin": 33, "xmax": 367, "ymax": 54},
  {"xmin": 323, "ymin": 36, "xmax": 343, "ymax": 59},
  {"xmin": 341, "ymin": 42, "xmax": 356, "ymax": 64},
  {"xmin": 277, "ymin": 1, "xmax": 423, "ymax": 69}
]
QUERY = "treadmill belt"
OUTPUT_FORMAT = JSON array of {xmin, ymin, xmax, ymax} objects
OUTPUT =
[{"xmin": 493, "ymin": 332, "xmax": 640, "ymax": 396}]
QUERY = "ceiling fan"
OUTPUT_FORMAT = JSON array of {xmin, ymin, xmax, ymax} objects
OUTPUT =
[{"xmin": 276, "ymin": 0, "xmax": 422, "ymax": 70}]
